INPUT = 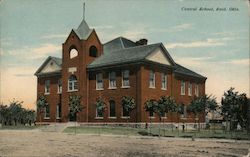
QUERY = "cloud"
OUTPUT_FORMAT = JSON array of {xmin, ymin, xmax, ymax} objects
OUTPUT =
[
  {"xmin": 41, "ymin": 34, "xmax": 67, "ymax": 39},
  {"xmin": 165, "ymin": 38, "xmax": 225, "ymax": 49},
  {"xmin": 4, "ymin": 44, "xmax": 61, "ymax": 59},
  {"xmin": 224, "ymin": 59, "xmax": 249, "ymax": 66},
  {"xmin": 149, "ymin": 23, "xmax": 193, "ymax": 33},
  {"xmin": 172, "ymin": 23, "xmax": 193, "ymax": 31}
]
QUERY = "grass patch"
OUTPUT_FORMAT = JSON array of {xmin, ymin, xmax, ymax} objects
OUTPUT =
[
  {"xmin": 0, "ymin": 125, "xmax": 41, "ymax": 130},
  {"xmin": 63, "ymin": 126, "xmax": 250, "ymax": 140}
]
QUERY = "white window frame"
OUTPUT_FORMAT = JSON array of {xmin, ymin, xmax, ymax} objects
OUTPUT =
[
  {"xmin": 161, "ymin": 73, "xmax": 167, "ymax": 90},
  {"xmin": 44, "ymin": 80, "xmax": 50, "ymax": 95},
  {"xmin": 68, "ymin": 75, "xmax": 78, "ymax": 92},
  {"xmin": 95, "ymin": 107, "xmax": 104, "ymax": 119},
  {"xmin": 181, "ymin": 81, "xmax": 185, "ymax": 95},
  {"xmin": 188, "ymin": 82, "xmax": 192, "ymax": 96},
  {"xmin": 122, "ymin": 70, "xmax": 130, "ymax": 88},
  {"xmin": 149, "ymin": 70, "xmax": 155, "ymax": 88},
  {"xmin": 108, "ymin": 72, "xmax": 117, "ymax": 89},
  {"xmin": 195, "ymin": 84, "xmax": 199, "ymax": 96},
  {"xmin": 58, "ymin": 79, "xmax": 62, "ymax": 94},
  {"xmin": 121, "ymin": 106, "xmax": 130, "ymax": 119},
  {"xmin": 96, "ymin": 73, "xmax": 104, "ymax": 90}
]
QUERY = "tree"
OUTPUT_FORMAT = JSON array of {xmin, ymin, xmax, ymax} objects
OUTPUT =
[
  {"xmin": 9, "ymin": 100, "xmax": 24, "ymax": 125},
  {"xmin": 69, "ymin": 95, "xmax": 83, "ymax": 121},
  {"xmin": 221, "ymin": 88, "xmax": 248, "ymax": 130},
  {"xmin": 95, "ymin": 97, "xmax": 106, "ymax": 118},
  {"xmin": 36, "ymin": 95, "xmax": 48, "ymax": 123},
  {"xmin": 144, "ymin": 99, "xmax": 158, "ymax": 134},
  {"xmin": 157, "ymin": 96, "xmax": 177, "ymax": 132},
  {"xmin": 121, "ymin": 96, "xmax": 136, "ymax": 119}
]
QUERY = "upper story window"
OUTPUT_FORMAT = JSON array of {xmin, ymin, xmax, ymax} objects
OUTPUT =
[
  {"xmin": 149, "ymin": 70, "xmax": 155, "ymax": 88},
  {"xmin": 45, "ymin": 80, "xmax": 50, "ymax": 94},
  {"xmin": 109, "ymin": 72, "xmax": 116, "ymax": 89},
  {"xmin": 195, "ymin": 84, "xmax": 199, "ymax": 97},
  {"xmin": 89, "ymin": 46, "xmax": 98, "ymax": 57},
  {"xmin": 188, "ymin": 82, "xmax": 192, "ymax": 96},
  {"xmin": 181, "ymin": 80, "xmax": 185, "ymax": 95},
  {"xmin": 122, "ymin": 70, "xmax": 130, "ymax": 87},
  {"xmin": 69, "ymin": 48, "xmax": 78, "ymax": 59},
  {"xmin": 68, "ymin": 75, "xmax": 78, "ymax": 91},
  {"xmin": 96, "ymin": 73, "xmax": 103, "ymax": 90},
  {"xmin": 161, "ymin": 73, "xmax": 167, "ymax": 90},
  {"xmin": 58, "ymin": 79, "xmax": 62, "ymax": 93}
]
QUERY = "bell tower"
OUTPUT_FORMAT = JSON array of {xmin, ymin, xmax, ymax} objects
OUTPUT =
[{"xmin": 60, "ymin": 9, "xmax": 103, "ymax": 122}]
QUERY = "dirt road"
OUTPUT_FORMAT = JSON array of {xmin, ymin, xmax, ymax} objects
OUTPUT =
[{"xmin": 0, "ymin": 130, "xmax": 249, "ymax": 157}]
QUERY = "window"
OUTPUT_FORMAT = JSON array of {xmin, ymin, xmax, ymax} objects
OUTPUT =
[
  {"xmin": 122, "ymin": 105, "xmax": 129, "ymax": 117},
  {"xmin": 58, "ymin": 79, "xmax": 62, "ymax": 93},
  {"xmin": 70, "ymin": 48, "xmax": 78, "ymax": 59},
  {"xmin": 109, "ymin": 72, "xmax": 116, "ymax": 88},
  {"xmin": 44, "ymin": 104, "xmax": 50, "ymax": 119},
  {"xmin": 68, "ymin": 75, "xmax": 78, "ymax": 91},
  {"xmin": 188, "ymin": 82, "xmax": 192, "ymax": 96},
  {"xmin": 56, "ymin": 104, "xmax": 61, "ymax": 119},
  {"xmin": 45, "ymin": 80, "xmax": 50, "ymax": 94},
  {"xmin": 180, "ymin": 104, "xmax": 187, "ymax": 118},
  {"xmin": 149, "ymin": 110, "xmax": 154, "ymax": 117},
  {"xmin": 122, "ymin": 70, "xmax": 130, "ymax": 87},
  {"xmin": 89, "ymin": 46, "xmax": 97, "ymax": 57},
  {"xmin": 149, "ymin": 70, "xmax": 155, "ymax": 88},
  {"xmin": 161, "ymin": 73, "xmax": 167, "ymax": 90},
  {"xmin": 195, "ymin": 84, "xmax": 199, "ymax": 96},
  {"xmin": 96, "ymin": 73, "xmax": 103, "ymax": 90},
  {"xmin": 109, "ymin": 100, "xmax": 116, "ymax": 118},
  {"xmin": 96, "ymin": 107, "xmax": 103, "ymax": 118},
  {"xmin": 181, "ymin": 81, "xmax": 185, "ymax": 95}
]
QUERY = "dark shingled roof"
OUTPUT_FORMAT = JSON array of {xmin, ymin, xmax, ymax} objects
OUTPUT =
[
  {"xmin": 88, "ymin": 43, "xmax": 161, "ymax": 68},
  {"xmin": 103, "ymin": 37, "xmax": 137, "ymax": 53},
  {"xmin": 73, "ymin": 19, "xmax": 93, "ymax": 40},
  {"xmin": 174, "ymin": 64, "xmax": 206, "ymax": 79}
]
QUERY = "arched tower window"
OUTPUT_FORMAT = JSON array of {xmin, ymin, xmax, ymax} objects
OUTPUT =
[
  {"xmin": 69, "ymin": 48, "xmax": 78, "ymax": 59},
  {"xmin": 68, "ymin": 75, "xmax": 78, "ymax": 91},
  {"xmin": 89, "ymin": 46, "xmax": 97, "ymax": 57}
]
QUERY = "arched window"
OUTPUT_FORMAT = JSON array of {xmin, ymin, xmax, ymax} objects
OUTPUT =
[
  {"xmin": 109, "ymin": 100, "xmax": 116, "ymax": 117},
  {"xmin": 68, "ymin": 75, "xmax": 78, "ymax": 91},
  {"xmin": 70, "ymin": 48, "xmax": 78, "ymax": 59},
  {"xmin": 89, "ymin": 46, "xmax": 97, "ymax": 57}
]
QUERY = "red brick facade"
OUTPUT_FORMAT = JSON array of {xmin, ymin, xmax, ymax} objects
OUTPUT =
[{"xmin": 36, "ymin": 20, "xmax": 206, "ymax": 123}]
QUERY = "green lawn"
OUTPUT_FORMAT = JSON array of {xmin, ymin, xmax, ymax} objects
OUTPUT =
[
  {"xmin": 63, "ymin": 126, "xmax": 250, "ymax": 140},
  {"xmin": 0, "ymin": 125, "xmax": 41, "ymax": 130}
]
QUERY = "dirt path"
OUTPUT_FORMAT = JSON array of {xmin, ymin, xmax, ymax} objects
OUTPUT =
[{"xmin": 0, "ymin": 130, "xmax": 249, "ymax": 157}]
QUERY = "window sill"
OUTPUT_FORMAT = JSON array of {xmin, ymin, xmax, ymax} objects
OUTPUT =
[
  {"xmin": 56, "ymin": 117, "xmax": 61, "ymax": 119},
  {"xmin": 180, "ymin": 94, "xmax": 185, "ymax": 96},
  {"xmin": 161, "ymin": 117, "xmax": 167, "ymax": 119},
  {"xmin": 57, "ymin": 92, "xmax": 62, "ymax": 94},
  {"xmin": 149, "ymin": 117, "xmax": 155, "ymax": 119},
  {"xmin": 108, "ymin": 117, "xmax": 117, "ymax": 119},
  {"xmin": 108, "ymin": 87, "xmax": 117, "ymax": 90},
  {"xmin": 68, "ymin": 90, "xmax": 78, "ymax": 92},
  {"xmin": 121, "ymin": 116, "xmax": 130, "ymax": 119},
  {"xmin": 180, "ymin": 117, "xmax": 187, "ymax": 120},
  {"xmin": 149, "ymin": 86, "xmax": 155, "ymax": 89},
  {"xmin": 95, "ymin": 117, "xmax": 103, "ymax": 119},
  {"xmin": 44, "ymin": 117, "xmax": 50, "ymax": 119},
  {"xmin": 161, "ymin": 88, "xmax": 167, "ymax": 90},
  {"xmin": 44, "ymin": 93, "xmax": 50, "ymax": 95},
  {"xmin": 96, "ymin": 88, "xmax": 104, "ymax": 91},
  {"xmin": 121, "ymin": 86, "xmax": 130, "ymax": 89}
]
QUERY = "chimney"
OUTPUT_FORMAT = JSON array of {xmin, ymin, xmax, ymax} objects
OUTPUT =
[{"xmin": 135, "ymin": 38, "xmax": 148, "ymax": 46}]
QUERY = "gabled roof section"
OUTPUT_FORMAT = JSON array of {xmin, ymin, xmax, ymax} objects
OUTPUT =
[
  {"xmin": 35, "ymin": 56, "xmax": 62, "ymax": 76},
  {"xmin": 103, "ymin": 37, "xmax": 137, "ymax": 53},
  {"xmin": 72, "ymin": 19, "xmax": 93, "ymax": 40},
  {"xmin": 174, "ymin": 63, "xmax": 206, "ymax": 80}
]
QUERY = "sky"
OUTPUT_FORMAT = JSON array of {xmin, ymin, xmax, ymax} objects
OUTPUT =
[{"xmin": 0, "ymin": 0, "xmax": 249, "ymax": 109}]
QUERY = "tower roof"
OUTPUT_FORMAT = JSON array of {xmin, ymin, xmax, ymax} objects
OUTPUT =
[{"xmin": 73, "ymin": 19, "xmax": 93, "ymax": 40}]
